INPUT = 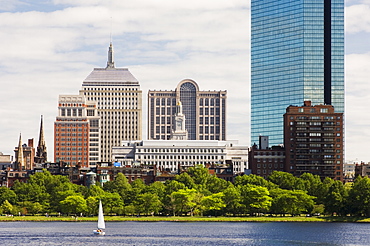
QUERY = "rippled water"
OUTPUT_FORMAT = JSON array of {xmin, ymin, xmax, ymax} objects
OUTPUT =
[{"xmin": 1, "ymin": 221, "xmax": 370, "ymax": 245}]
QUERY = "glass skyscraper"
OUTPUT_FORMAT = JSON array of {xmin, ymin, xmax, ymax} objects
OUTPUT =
[{"xmin": 251, "ymin": 0, "xmax": 344, "ymax": 146}]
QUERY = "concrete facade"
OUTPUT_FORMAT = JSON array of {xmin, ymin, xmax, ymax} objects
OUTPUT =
[{"xmin": 148, "ymin": 79, "xmax": 226, "ymax": 141}]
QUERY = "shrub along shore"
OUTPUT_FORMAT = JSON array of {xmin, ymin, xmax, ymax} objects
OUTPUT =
[{"xmin": 1, "ymin": 215, "xmax": 370, "ymax": 223}]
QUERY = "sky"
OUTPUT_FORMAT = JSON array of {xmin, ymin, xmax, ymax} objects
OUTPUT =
[{"xmin": 0, "ymin": 0, "xmax": 369, "ymax": 163}]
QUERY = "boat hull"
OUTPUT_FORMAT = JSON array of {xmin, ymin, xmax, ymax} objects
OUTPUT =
[{"xmin": 93, "ymin": 230, "xmax": 105, "ymax": 236}]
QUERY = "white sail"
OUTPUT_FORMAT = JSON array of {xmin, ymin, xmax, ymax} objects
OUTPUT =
[{"xmin": 97, "ymin": 200, "xmax": 105, "ymax": 229}]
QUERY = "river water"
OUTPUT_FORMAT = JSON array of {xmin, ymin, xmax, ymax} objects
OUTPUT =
[{"xmin": 1, "ymin": 221, "xmax": 370, "ymax": 245}]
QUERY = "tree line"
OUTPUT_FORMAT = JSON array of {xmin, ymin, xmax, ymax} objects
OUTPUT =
[{"xmin": 1, "ymin": 166, "xmax": 370, "ymax": 217}]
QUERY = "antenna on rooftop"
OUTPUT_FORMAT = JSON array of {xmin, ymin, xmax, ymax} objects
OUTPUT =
[{"xmin": 110, "ymin": 16, "xmax": 113, "ymax": 43}]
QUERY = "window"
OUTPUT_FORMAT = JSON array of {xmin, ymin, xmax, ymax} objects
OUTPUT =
[{"xmin": 87, "ymin": 110, "xmax": 94, "ymax": 116}]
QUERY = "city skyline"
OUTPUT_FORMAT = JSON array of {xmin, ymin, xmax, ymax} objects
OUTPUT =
[{"xmin": 0, "ymin": 1, "xmax": 369, "ymax": 162}]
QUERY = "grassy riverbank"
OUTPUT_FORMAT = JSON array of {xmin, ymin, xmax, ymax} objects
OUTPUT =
[{"xmin": 1, "ymin": 215, "xmax": 370, "ymax": 222}]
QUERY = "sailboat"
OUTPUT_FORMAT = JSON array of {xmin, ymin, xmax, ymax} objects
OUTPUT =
[{"xmin": 93, "ymin": 200, "xmax": 105, "ymax": 235}]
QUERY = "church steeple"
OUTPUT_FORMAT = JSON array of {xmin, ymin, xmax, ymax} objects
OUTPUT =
[
  {"xmin": 106, "ymin": 42, "xmax": 115, "ymax": 69},
  {"xmin": 15, "ymin": 133, "xmax": 24, "ymax": 171},
  {"xmin": 35, "ymin": 115, "xmax": 47, "ymax": 163}
]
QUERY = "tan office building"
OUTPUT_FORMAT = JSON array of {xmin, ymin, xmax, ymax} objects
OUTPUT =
[{"xmin": 79, "ymin": 43, "xmax": 142, "ymax": 162}]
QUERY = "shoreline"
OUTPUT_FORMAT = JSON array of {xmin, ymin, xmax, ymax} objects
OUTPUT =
[{"xmin": 1, "ymin": 216, "xmax": 369, "ymax": 223}]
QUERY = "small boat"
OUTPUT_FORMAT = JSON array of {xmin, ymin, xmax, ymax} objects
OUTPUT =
[{"xmin": 93, "ymin": 200, "xmax": 105, "ymax": 236}]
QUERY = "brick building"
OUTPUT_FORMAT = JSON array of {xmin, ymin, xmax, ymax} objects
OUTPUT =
[{"xmin": 284, "ymin": 101, "xmax": 344, "ymax": 180}]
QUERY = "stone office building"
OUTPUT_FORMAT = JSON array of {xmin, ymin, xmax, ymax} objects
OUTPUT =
[{"xmin": 148, "ymin": 79, "xmax": 227, "ymax": 141}]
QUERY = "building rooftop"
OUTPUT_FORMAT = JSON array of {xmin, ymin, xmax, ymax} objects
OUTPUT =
[
  {"xmin": 82, "ymin": 68, "xmax": 139, "ymax": 85},
  {"xmin": 120, "ymin": 140, "xmax": 240, "ymax": 147}
]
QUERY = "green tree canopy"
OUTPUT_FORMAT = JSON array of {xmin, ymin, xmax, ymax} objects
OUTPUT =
[
  {"xmin": 348, "ymin": 176, "xmax": 370, "ymax": 217},
  {"xmin": 239, "ymin": 185, "xmax": 272, "ymax": 215},
  {"xmin": 0, "ymin": 187, "xmax": 17, "ymax": 205},
  {"xmin": 235, "ymin": 174, "xmax": 277, "ymax": 190},
  {"xmin": 201, "ymin": 192, "xmax": 226, "ymax": 216},
  {"xmin": 134, "ymin": 193, "xmax": 162, "ymax": 215},
  {"xmin": 268, "ymin": 171, "xmax": 305, "ymax": 190},
  {"xmin": 270, "ymin": 188, "xmax": 315, "ymax": 216},
  {"xmin": 60, "ymin": 195, "xmax": 87, "ymax": 215},
  {"xmin": 222, "ymin": 184, "xmax": 242, "ymax": 216}
]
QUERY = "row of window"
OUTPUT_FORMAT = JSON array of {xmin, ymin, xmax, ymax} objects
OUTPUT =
[
  {"xmin": 256, "ymin": 163, "xmax": 284, "ymax": 169},
  {"xmin": 154, "ymin": 135, "xmax": 221, "ymax": 140},
  {"xmin": 56, "ymin": 138, "xmax": 87, "ymax": 142},
  {"xmin": 56, "ymin": 147, "xmax": 86, "ymax": 151},
  {"xmin": 137, "ymin": 148, "xmax": 223, "ymax": 153},
  {"xmin": 55, "ymin": 143, "xmax": 87, "ymax": 146},
  {"xmin": 82, "ymin": 87, "xmax": 138, "ymax": 91},
  {"xmin": 138, "ymin": 155, "xmax": 223, "ymax": 160}
]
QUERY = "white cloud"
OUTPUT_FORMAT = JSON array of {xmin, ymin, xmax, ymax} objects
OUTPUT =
[
  {"xmin": 346, "ymin": 4, "xmax": 370, "ymax": 33},
  {"xmin": 0, "ymin": 0, "xmax": 26, "ymax": 11}
]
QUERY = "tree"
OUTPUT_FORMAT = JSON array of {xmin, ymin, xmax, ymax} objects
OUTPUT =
[
  {"xmin": 299, "ymin": 173, "xmax": 326, "ymax": 203},
  {"xmin": 323, "ymin": 180, "xmax": 347, "ymax": 216},
  {"xmin": 187, "ymin": 165, "xmax": 211, "ymax": 190},
  {"xmin": 60, "ymin": 195, "xmax": 87, "ymax": 215},
  {"xmin": 123, "ymin": 204, "xmax": 136, "ymax": 216},
  {"xmin": 86, "ymin": 196, "xmax": 99, "ymax": 215},
  {"xmin": 0, "ymin": 187, "xmax": 17, "ymax": 205},
  {"xmin": 270, "ymin": 189, "xmax": 315, "ymax": 216},
  {"xmin": 175, "ymin": 172, "xmax": 196, "ymax": 189},
  {"xmin": 348, "ymin": 176, "xmax": 370, "ymax": 216},
  {"xmin": 206, "ymin": 175, "xmax": 230, "ymax": 194},
  {"xmin": 145, "ymin": 181, "xmax": 166, "ymax": 200},
  {"xmin": 240, "ymin": 185, "xmax": 272, "ymax": 215},
  {"xmin": 86, "ymin": 185, "xmax": 105, "ymax": 198},
  {"xmin": 103, "ymin": 173, "xmax": 132, "ymax": 203},
  {"xmin": 20, "ymin": 201, "xmax": 44, "ymax": 215},
  {"xmin": 12, "ymin": 180, "xmax": 49, "ymax": 205},
  {"xmin": 201, "ymin": 192, "xmax": 226, "ymax": 216},
  {"xmin": 235, "ymin": 174, "xmax": 277, "ymax": 190},
  {"xmin": 102, "ymin": 192, "xmax": 124, "ymax": 215},
  {"xmin": 169, "ymin": 188, "xmax": 202, "ymax": 216},
  {"xmin": 268, "ymin": 171, "xmax": 305, "ymax": 190},
  {"xmin": 222, "ymin": 184, "xmax": 242, "ymax": 216},
  {"xmin": 1, "ymin": 200, "xmax": 14, "ymax": 215},
  {"xmin": 134, "ymin": 193, "xmax": 162, "ymax": 215}
]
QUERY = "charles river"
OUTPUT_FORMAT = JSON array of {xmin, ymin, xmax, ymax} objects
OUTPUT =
[{"xmin": 1, "ymin": 221, "xmax": 370, "ymax": 245}]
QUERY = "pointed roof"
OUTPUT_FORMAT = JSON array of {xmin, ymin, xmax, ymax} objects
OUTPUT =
[
  {"xmin": 16, "ymin": 133, "xmax": 24, "ymax": 170},
  {"xmin": 82, "ymin": 42, "xmax": 139, "ymax": 86},
  {"xmin": 37, "ymin": 115, "xmax": 46, "ymax": 148},
  {"xmin": 36, "ymin": 115, "xmax": 47, "ymax": 163}
]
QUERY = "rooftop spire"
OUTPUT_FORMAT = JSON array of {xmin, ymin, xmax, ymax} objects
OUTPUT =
[
  {"xmin": 35, "ymin": 115, "xmax": 47, "ymax": 163},
  {"xmin": 16, "ymin": 132, "xmax": 24, "ymax": 171},
  {"xmin": 106, "ymin": 42, "xmax": 115, "ymax": 69}
]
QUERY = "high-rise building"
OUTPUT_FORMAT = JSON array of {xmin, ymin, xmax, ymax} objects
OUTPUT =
[
  {"xmin": 251, "ymin": 0, "xmax": 344, "ymax": 146},
  {"xmin": 54, "ymin": 95, "xmax": 100, "ymax": 167},
  {"xmin": 79, "ymin": 43, "xmax": 142, "ymax": 162},
  {"xmin": 148, "ymin": 79, "xmax": 227, "ymax": 141},
  {"xmin": 284, "ymin": 101, "xmax": 343, "ymax": 181}
]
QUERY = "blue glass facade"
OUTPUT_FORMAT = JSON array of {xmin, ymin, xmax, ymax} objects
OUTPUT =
[{"xmin": 251, "ymin": 0, "xmax": 344, "ymax": 146}]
